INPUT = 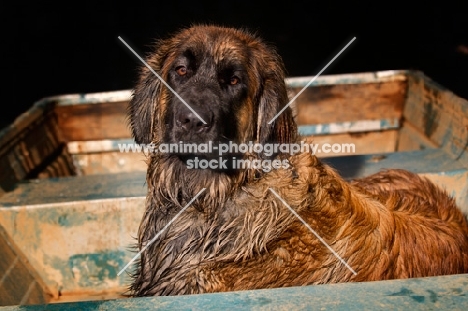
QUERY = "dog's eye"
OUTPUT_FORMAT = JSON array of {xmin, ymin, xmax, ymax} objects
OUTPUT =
[
  {"xmin": 230, "ymin": 76, "xmax": 240, "ymax": 85},
  {"xmin": 175, "ymin": 66, "xmax": 187, "ymax": 76}
]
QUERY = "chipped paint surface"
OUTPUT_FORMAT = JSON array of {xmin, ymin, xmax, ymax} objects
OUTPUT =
[
  {"xmin": 0, "ymin": 196, "xmax": 145, "ymax": 297},
  {"xmin": 69, "ymin": 251, "xmax": 126, "ymax": 288}
]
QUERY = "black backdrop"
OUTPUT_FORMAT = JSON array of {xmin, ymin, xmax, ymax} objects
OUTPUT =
[{"xmin": 1, "ymin": 2, "xmax": 467, "ymax": 130}]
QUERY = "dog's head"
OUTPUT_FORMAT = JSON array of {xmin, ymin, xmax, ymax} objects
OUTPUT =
[{"xmin": 129, "ymin": 25, "xmax": 297, "ymax": 161}]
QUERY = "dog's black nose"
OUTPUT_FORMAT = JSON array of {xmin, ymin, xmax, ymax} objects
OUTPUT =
[{"xmin": 175, "ymin": 109, "xmax": 212, "ymax": 132}]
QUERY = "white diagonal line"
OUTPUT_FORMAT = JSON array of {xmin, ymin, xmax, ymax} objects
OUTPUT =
[
  {"xmin": 268, "ymin": 37, "xmax": 356, "ymax": 124},
  {"xmin": 0, "ymin": 257, "xmax": 18, "ymax": 285},
  {"xmin": 117, "ymin": 188, "xmax": 206, "ymax": 276},
  {"xmin": 118, "ymin": 36, "xmax": 207, "ymax": 124},
  {"xmin": 20, "ymin": 281, "xmax": 37, "ymax": 305},
  {"xmin": 268, "ymin": 188, "xmax": 357, "ymax": 275}
]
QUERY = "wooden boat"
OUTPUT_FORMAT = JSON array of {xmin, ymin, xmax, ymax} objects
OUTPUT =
[{"xmin": 0, "ymin": 70, "xmax": 467, "ymax": 309}]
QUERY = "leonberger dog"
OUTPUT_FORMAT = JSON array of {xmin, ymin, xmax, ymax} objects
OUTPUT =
[{"xmin": 127, "ymin": 24, "xmax": 468, "ymax": 296}]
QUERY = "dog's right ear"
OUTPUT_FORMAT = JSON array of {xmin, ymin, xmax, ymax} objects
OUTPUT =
[
  {"xmin": 128, "ymin": 35, "xmax": 179, "ymax": 144},
  {"xmin": 128, "ymin": 69, "xmax": 161, "ymax": 144}
]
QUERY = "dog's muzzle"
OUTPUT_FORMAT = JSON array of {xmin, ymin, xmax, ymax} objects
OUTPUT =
[{"xmin": 175, "ymin": 106, "xmax": 213, "ymax": 134}]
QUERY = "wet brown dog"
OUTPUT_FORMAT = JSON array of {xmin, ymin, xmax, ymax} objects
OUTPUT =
[{"xmin": 128, "ymin": 25, "xmax": 468, "ymax": 296}]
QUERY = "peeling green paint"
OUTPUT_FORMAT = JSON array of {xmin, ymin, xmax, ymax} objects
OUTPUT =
[
  {"xmin": 56, "ymin": 212, "xmax": 98, "ymax": 227},
  {"xmin": 410, "ymin": 296, "xmax": 425, "ymax": 303},
  {"xmin": 69, "ymin": 251, "xmax": 126, "ymax": 287},
  {"xmin": 389, "ymin": 287, "xmax": 414, "ymax": 296},
  {"xmin": 426, "ymin": 289, "xmax": 438, "ymax": 303}
]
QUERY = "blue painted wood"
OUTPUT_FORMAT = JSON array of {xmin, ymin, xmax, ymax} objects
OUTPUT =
[
  {"xmin": 323, "ymin": 149, "xmax": 468, "ymax": 211},
  {"xmin": 0, "ymin": 172, "xmax": 146, "ymax": 207},
  {"xmin": 322, "ymin": 149, "xmax": 465, "ymax": 179},
  {"xmin": 298, "ymin": 118, "xmax": 400, "ymax": 136},
  {"xmin": 1, "ymin": 273, "xmax": 466, "ymax": 310}
]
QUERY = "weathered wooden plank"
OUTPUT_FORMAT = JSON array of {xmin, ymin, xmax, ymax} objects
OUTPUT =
[
  {"xmin": 67, "ymin": 139, "xmax": 135, "ymax": 154},
  {"xmin": 305, "ymin": 130, "xmax": 398, "ymax": 156},
  {"xmin": 285, "ymin": 70, "xmax": 408, "ymax": 87},
  {"xmin": 290, "ymin": 80, "xmax": 407, "ymax": 125},
  {"xmin": 0, "ymin": 109, "xmax": 75, "ymax": 194},
  {"xmin": 0, "ymin": 172, "xmax": 146, "ymax": 207},
  {"xmin": 36, "ymin": 146, "xmax": 76, "ymax": 179},
  {"xmin": 66, "ymin": 139, "xmax": 147, "ymax": 175},
  {"xmin": 56, "ymin": 101, "xmax": 131, "ymax": 141},
  {"xmin": 0, "ymin": 101, "xmax": 53, "ymax": 152},
  {"xmin": 48, "ymin": 90, "xmax": 132, "ymax": 106},
  {"xmin": 2, "ymin": 273, "xmax": 467, "ymax": 310},
  {"xmin": 397, "ymin": 121, "xmax": 439, "ymax": 152},
  {"xmin": 71, "ymin": 153, "xmax": 147, "ymax": 175},
  {"xmin": 403, "ymin": 71, "xmax": 468, "ymax": 167}
]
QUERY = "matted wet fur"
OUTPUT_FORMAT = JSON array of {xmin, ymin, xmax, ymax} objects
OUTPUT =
[{"xmin": 128, "ymin": 25, "xmax": 468, "ymax": 296}]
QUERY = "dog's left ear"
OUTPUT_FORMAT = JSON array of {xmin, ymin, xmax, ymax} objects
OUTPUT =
[{"xmin": 255, "ymin": 49, "xmax": 297, "ymax": 147}]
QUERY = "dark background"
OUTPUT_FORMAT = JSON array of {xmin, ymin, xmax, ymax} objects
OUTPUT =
[{"xmin": 1, "ymin": 2, "xmax": 467, "ymax": 130}]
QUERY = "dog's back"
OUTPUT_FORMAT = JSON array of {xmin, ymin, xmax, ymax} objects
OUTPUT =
[
  {"xmin": 351, "ymin": 169, "xmax": 468, "ymax": 279},
  {"xmin": 204, "ymin": 157, "xmax": 468, "ymax": 292}
]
